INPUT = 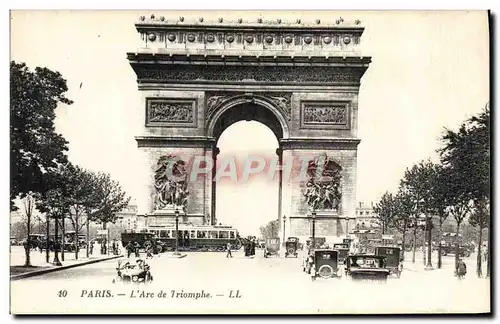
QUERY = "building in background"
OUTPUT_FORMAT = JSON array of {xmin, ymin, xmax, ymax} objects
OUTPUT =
[
  {"xmin": 115, "ymin": 199, "xmax": 138, "ymax": 230},
  {"xmin": 355, "ymin": 202, "xmax": 376, "ymax": 229}
]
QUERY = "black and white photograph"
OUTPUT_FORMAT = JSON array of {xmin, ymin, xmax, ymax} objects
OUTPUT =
[{"xmin": 9, "ymin": 10, "xmax": 490, "ymax": 314}]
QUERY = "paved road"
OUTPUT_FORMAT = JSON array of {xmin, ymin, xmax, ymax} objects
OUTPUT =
[{"xmin": 10, "ymin": 249, "xmax": 490, "ymax": 314}]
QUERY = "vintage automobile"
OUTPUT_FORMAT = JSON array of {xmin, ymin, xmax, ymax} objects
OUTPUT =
[
  {"xmin": 441, "ymin": 244, "xmax": 471, "ymax": 257},
  {"xmin": 284, "ymin": 237, "xmax": 299, "ymax": 258},
  {"xmin": 302, "ymin": 249, "xmax": 342, "ymax": 280},
  {"xmin": 345, "ymin": 255, "xmax": 390, "ymax": 282},
  {"xmin": 336, "ymin": 248, "xmax": 350, "ymax": 265},
  {"xmin": 264, "ymin": 237, "xmax": 280, "ymax": 258},
  {"xmin": 374, "ymin": 246, "xmax": 403, "ymax": 278},
  {"xmin": 112, "ymin": 259, "xmax": 153, "ymax": 284}
]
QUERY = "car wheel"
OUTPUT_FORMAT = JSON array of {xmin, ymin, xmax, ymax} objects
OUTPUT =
[
  {"xmin": 318, "ymin": 265, "xmax": 334, "ymax": 279},
  {"xmin": 132, "ymin": 275, "xmax": 139, "ymax": 282}
]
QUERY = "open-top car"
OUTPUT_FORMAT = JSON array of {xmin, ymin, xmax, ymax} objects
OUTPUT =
[
  {"xmin": 345, "ymin": 255, "xmax": 390, "ymax": 282},
  {"xmin": 112, "ymin": 259, "xmax": 153, "ymax": 284},
  {"xmin": 374, "ymin": 246, "xmax": 403, "ymax": 278},
  {"xmin": 302, "ymin": 249, "xmax": 342, "ymax": 280},
  {"xmin": 284, "ymin": 237, "xmax": 299, "ymax": 258}
]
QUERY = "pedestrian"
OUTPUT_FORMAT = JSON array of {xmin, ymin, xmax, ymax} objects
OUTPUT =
[
  {"xmin": 456, "ymin": 258, "xmax": 467, "ymax": 279},
  {"xmin": 226, "ymin": 242, "xmax": 233, "ymax": 258},
  {"xmin": 90, "ymin": 241, "xmax": 94, "ymax": 255},
  {"xmin": 134, "ymin": 241, "xmax": 140, "ymax": 258},
  {"xmin": 125, "ymin": 241, "xmax": 133, "ymax": 258},
  {"xmin": 146, "ymin": 243, "xmax": 153, "ymax": 259}
]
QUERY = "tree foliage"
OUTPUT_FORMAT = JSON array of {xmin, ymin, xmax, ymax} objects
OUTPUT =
[
  {"xmin": 259, "ymin": 220, "xmax": 279, "ymax": 240},
  {"xmin": 10, "ymin": 61, "xmax": 73, "ymax": 211},
  {"xmin": 88, "ymin": 172, "xmax": 130, "ymax": 227},
  {"xmin": 373, "ymin": 192, "xmax": 397, "ymax": 234}
]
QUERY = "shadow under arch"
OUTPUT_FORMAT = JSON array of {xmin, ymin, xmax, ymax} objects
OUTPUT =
[{"xmin": 206, "ymin": 95, "xmax": 290, "ymax": 142}]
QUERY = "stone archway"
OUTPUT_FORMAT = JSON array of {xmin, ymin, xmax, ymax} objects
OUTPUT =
[
  {"xmin": 206, "ymin": 94, "xmax": 289, "ymax": 226},
  {"xmin": 128, "ymin": 15, "xmax": 371, "ymax": 242}
]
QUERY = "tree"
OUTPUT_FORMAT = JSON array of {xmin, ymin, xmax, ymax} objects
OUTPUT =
[
  {"xmin": 87, "ymin": 172, "xmax": 130, "ymax": 254},
  {"xmin": 399, "ymin": 161, "xmax": 436, "ymax": 263},
  {"xmin": 392, "ymin": 191, "xmax": 414, "ymax": 258},
  {"xmin": 469, "ymin": 199, "xmax": 489, "ymax": 277},
  {"xmin": 427, "ymin": 164, "xmax": 451, "ymax": 269},
  {"xmin": 89, "ymin": 172, "xmax": 130, "ymax": 228},
  {"xmin": 439, "ymin": 104, "xmax": 490, "ymax": 270},
  {"xmin": 10, "ymin": 61, "xmax": 73, "ymax": 211},
  {"xmin": 21, "ymin": 193, "xmax": 38, "ymax": 266},
  {"xmin": 373, "ymin": 192, "xmax": 397, "ymax": 235},
  {"xmin": 259, "ymin": 220, "xmax": 279, "ymax": 240},
  {"xmin": 64, "ymin": 165, "xmax": 95, "ymax": 260},
  {"xmin": 36, "ymin": 163, "xmax": 74, "ymax": 265}
]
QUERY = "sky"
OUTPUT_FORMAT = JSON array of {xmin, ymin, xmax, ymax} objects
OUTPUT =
[{"xmin": 10, "ymin": 11, "xmax": 489, "ymax": 235}]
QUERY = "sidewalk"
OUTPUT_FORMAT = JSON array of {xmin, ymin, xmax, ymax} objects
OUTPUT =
[{"xmin": 10, "ymin": 246, "xmax": 121, "ymax": 280}]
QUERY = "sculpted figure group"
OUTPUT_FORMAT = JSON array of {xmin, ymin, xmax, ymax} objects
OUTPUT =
[
  {"xmin": 154, "ymin": 155, "xmax": 189, "ymax": 210},
  {"xmin": 302, "ymin": 156, "xmax": 342, "ymax": 211}
]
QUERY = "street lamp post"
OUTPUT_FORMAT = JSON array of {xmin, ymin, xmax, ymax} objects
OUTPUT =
[
  {"xmin": 345, "ymin": 216, "xmax": 350, "ymax": 239},
  {"xmin": 282, "ymin": 216, "xmax": 287, "ymax": 245},
  {"xmin": 311, "ymin": 210, "xmax": 316, "ymax": 250},
  {"xmin": 52, "ymin": 210, "xmax": 62, "ymax": 266},
  {"xmin": 174, "ymin": 209, "xmax": 180, "ymax": 256}
]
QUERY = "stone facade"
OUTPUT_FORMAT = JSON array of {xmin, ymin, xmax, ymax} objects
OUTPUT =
[{"xmin": 127, "ymin": 15, "xmax": 371, "ymax": 240}]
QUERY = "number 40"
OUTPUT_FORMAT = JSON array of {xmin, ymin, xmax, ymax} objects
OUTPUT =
[{"xmin": 57, "ymin": 290, "xmax": 67, "ymax": 297}]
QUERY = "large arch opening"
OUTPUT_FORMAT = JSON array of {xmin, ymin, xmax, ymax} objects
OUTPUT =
[{"xmin": 211, "ymin": 102, "xmax": 285, "ymax": 238}]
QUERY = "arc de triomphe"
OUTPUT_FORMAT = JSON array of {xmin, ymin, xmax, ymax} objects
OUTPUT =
[{"xmin": 127, "ymin": 15, "xmax": 371, "ymax": 241}]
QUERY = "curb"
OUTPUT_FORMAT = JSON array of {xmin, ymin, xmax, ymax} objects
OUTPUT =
[{"xmin": 10, "ymin": 255, "xmax": 123, "ymax": 281}]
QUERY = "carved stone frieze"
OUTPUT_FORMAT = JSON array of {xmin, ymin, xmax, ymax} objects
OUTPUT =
[
  {"xmin": 204, "ymin": 91, "xmax": 292, "ymax": 121},
  {"xmin": 146, "ymin": 98, "xmax": 197, "ymax": 127},
  {"xmin": 300, "ymin": 101, "xmax": 351, "ymax": 129},
  {"xmin": 134, "ymin": 65, "xmax": 366, "ymax": 85},
  {"xmin": 304, "ymin": 105, "xmax": 347, "ymax": 124}
]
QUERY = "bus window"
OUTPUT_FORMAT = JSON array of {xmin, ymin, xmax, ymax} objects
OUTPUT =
[
  {"xmin": 197, "ymin": 231, "xmax": 207, "ymax": 239},
  {"xmin": 160, "ymin": 230, "xmax": 167, "ymax": 238},
  {"xmin": 183, "ymin": 230, "xmax": 189, "ymax": 239},
  {"xmin": 166, "ymin": 230, "xmax": 171, "ymax": 238},
  {"xmin": 209, "ymin": 231, "xmax": 218, "ymax": 239},
  {"xmin": 230, "ymin": 231, "xmax": 235, "ymax": 239},
  {"xmin": 190, "ymin": 230, "xmax": 196, "ymax": 239},
  {"xmin": 219, "ymin": 231, "xmax": 229, "ymax": 239},
  {"xmin": 172, "ymin": 231, "xmax": 177, "ymax": 238}
]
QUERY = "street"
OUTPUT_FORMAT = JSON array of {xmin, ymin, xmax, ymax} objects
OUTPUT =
[{"xmin": 10, "ymin": 248, "xmax": 490, "ymax": 314}]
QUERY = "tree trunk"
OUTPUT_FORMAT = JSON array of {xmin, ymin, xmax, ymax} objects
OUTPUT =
[
  {"xmin": 486, "ymin": 229, "xmax": 490, "ymax": 277},
  {"xmin": 438, "ymin": 220, "xmax": 443, "ymax": 269},
  {"xmin": 477, "ymin": 223, "xmax": 483, "ymax": 277},
  {"xmin": 426, "ymin": 217, "xmax": 433, "ymax": 267},
  {"xmin": 401, "ymin": 228, "xmax": 407, "ymax": 261},
  {"xmin": 86, "ymin": 218, "xmax": 90, "ymax": 258},
  {"xmin": 53, "ymin": 215, "xmax": 61, "ymax": 265},
  {"xmin": 75, "ymin": 212, "xmax": 79, "ymax": 260},
  {"xmin": 45, "ymin": 215, "xmax": 50, "ymax": 263},
  {"xmin": 24, "ymin": 216, "xmax": 31, "ymax": 267},
  {"xmin": 61, "ymin": 217, "xmax": 65, "ymax": 261},
  {"xmin": 412, "ymin": 225, "xmax": 417, "ymax": 263},
  {"xmin": 455, "ymin": 221, "xmax": 461, "ymax": 269},
  {"xmin": 102, "ymin": 222, "xmax": 107, "ymax": 255}
]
